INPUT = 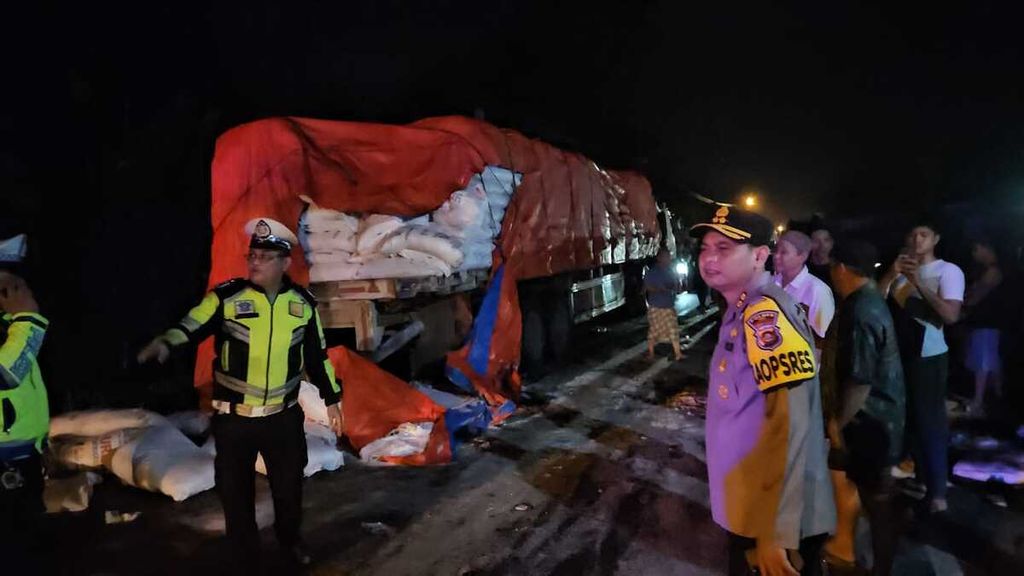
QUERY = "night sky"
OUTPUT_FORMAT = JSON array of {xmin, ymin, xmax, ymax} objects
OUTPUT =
[{"xmin": 2, "ymin": 1, "xmax": 1022, "ymax": 405}]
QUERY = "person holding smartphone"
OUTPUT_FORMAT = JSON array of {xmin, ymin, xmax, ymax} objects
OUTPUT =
[{"xmin": 879, "ymin": 220, "xmax": 964, "ymax": 514}]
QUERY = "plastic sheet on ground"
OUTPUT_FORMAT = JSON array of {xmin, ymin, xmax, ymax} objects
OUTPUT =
[
  {"xmin": 953, "ymin": 458, "xmax": 1024, "ymax": 485},
  {"xmin": 359, "ymin": 422, "xmax": 434, "ymax": 465}
]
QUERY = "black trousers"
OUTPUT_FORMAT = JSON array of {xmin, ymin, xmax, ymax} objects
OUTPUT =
[
  {"xmin": 213, "ymin": 406, "xmax": 307, "ymax": 571},
  {"xmin": 0, "ymin": 452, "xmax": 49, "ymax": 574},
  {"xmin": 727, "ymin": 532, "xmax": 829, "ymax": 576}
]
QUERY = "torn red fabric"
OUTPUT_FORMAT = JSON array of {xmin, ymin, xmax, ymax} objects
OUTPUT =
[{"xmin": 327, "ymin": 346, "xmax": 450, "ymax": 465}]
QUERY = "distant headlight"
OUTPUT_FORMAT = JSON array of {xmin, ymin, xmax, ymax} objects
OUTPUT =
[{"xmin": 675, "ymin": 261, "xmax": 689, "ymax": 276}]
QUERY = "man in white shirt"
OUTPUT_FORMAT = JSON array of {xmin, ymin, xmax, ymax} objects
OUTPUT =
[
  {"xmin": 773, "ymin": 230, "xmax": 835, "ymax": 347},
  {"xmin": 880, "ymin": 220, "xmax": 964, "ymax": 513}
]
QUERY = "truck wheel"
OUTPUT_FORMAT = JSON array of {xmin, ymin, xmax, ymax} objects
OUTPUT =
[
  {"xmin": 546, "ymin": 299, "xmax": 572, "ymax": 364},
  {"xmin": 521, "ymin": 307, "xmax": 546, "ymax": 379}
]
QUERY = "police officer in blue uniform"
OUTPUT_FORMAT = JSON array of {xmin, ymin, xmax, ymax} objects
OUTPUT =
[{"xmin": 693, "ymin": 206, "xmax": 835, "ymax": 576}]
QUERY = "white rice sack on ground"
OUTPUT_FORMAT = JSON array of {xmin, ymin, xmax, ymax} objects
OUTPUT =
[
  {"xmin": 166, "ymin": 411, "xmax": 211, "ymax": 437},
  {"xmin": 298, "ymin": 381, "xmax": 331, "ymax": 427},
  {"xmin": 110, "ymin": 425, "xmax": 215, "ymax": 502},
  {"xmin": 50, "ymin": 409, "xmax": 169, "ymax": 438},
  {"xmin": 255, "ymin": 422, "xmax": 344, "ymax": 477},
  {"xmin": 306, "ymin": 250, "xmax": 354, "ymax": 265},
  {"xmin": 50, "ymin": 428, "xmax": 145, "ymax": 470},
  {"xmin": 398, "ymin": 250, "xmax": 453, "ymax": 276},
  {"xmin": 307, "ymin": 229, "xmax": 357, "ymax": 253},
  {"xmin": 359, "ymin": 422, "xmax": 434, "ymax": 465},
  {"xmin": 44, "ymin": 472, "xmax": 103, "ymax": 513},
  {"xmin": 356, "ymin": 215, "xmax": 404, "ymax": 254},
  {"xmin": 380, "ymin": 225, "xmax": 464, "ymax": 268}
]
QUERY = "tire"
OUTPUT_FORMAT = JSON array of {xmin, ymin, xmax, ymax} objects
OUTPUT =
[
  {"xmin": 521, "ymin": 306, "xmax": 546, "ymax": 379},
  {"xmin": 546, "ymin": 298, "xmax": 572, "ymax": 364}
]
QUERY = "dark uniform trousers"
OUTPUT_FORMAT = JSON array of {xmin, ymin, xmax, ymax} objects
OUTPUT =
[
  {"xmin": 213, "ymin": 405, "xmax": 307, "ymax": 569},
  {"xmin": 1, "ymin": 453, "xmax": 50, "ymax": 574}
]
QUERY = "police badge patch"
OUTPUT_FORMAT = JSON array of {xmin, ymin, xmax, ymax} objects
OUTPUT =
[
  {"xmin": 254, "ymin": 220, "xmax": 272, "ymax": 239},
  {"xmin": 746, "ymin": 309, "xmax": 783, "ymax": 351},
  {"xmin": 234, "ymin": 300, "xmax": 258, "ymax": 318},
  {"xmin": 288, "ymin": 301, "xmax": 304, "ymax": 318}
]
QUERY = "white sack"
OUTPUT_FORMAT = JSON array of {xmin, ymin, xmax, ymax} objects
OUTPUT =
[
  {"xmin": 49, "ymin": 409, "xmax": 169, "ymax": 438},
  {"xmin": 255, "ymin": 422, "xmax": 344, "ymax": 477},
  {"xmin": 356, "ymin": 215, "xmax": 404, "ymax": 254},
  {"xmin": 110, "ymin": 426, "xmax": 216, "ymax": 502}
]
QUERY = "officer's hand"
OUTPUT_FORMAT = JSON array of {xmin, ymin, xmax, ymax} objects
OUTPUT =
[
  {"xmin": 0, "ymin": 272, "xmax": 39, "ymax": 315},
  {"xmin": 327, "ymin": 403, "xmax": 345, "ymax": 437},
  {"xmin": 754, "ymin": 540, "xmax": 799, "ymax": 576},
  {"xmin": 137, "ymin": 338, "xmax": 171, "ymax": 365}
]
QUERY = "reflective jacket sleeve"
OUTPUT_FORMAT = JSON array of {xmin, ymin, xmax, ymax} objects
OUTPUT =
[
  {"xmin": 161, "ymin": 292, "xmax": 222, "ymax": 347},
  {"xmin": 0, "ymin": 313, "xmax": 48, "ymax": 390},
  {"xmin": 303, "ymin": 306, "xmax": 341, "ymax": 404}
]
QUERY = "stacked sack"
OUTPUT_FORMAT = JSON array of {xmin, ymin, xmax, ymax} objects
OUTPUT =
[
  {"xmin": 47, "ymin": 387, "xmax": 345, "ymax": 503},
  {"xmin": 303, "ymin": 166, "xmax": 520, "ymax": 283}
]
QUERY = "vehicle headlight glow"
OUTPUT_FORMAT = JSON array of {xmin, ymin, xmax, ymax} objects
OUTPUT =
[{"xmin": 675, "ymin": 261, "xmax": 689, "ymax": 276}]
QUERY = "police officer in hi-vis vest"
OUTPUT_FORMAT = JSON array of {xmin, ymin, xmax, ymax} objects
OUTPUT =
[
  {"xmin": 138, "ymin": 218, "xmax": 344, "ymax": 571},
  {"xmin": 1, "ymin": 233, "xmax": 51, "ymax": 573}
]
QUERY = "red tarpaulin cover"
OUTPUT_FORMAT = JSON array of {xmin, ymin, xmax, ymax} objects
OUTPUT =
[{"xmin": 198, "ymin": 116, "xmax": 660, "ymax": 463}]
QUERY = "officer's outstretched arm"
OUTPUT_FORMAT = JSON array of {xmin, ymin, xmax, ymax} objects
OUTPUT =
[
  {"xmin": 138, "ymin": 291, "xmax": 222, "ymax": 364},
  {"xmin": 0, "ymin": 313, "xmax": 48, "ymax": 390}
]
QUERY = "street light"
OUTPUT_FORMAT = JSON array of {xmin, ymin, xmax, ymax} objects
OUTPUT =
[
  {"xmin": 744, "ymin": 195, "xmax": 757, "ymax": 208},
  {"xmin": 776, "ymin": 224, "xmax": 786, "ymax": 233}
]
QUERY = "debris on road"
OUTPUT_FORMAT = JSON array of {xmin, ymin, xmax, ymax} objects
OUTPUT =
[
  {"xmin": 104, "ymin": 510, "xmax": 142, "ymax": 525},
  {"xmin": 361, "ymin": 521, "xmax": 397, "ymax": 537}
]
